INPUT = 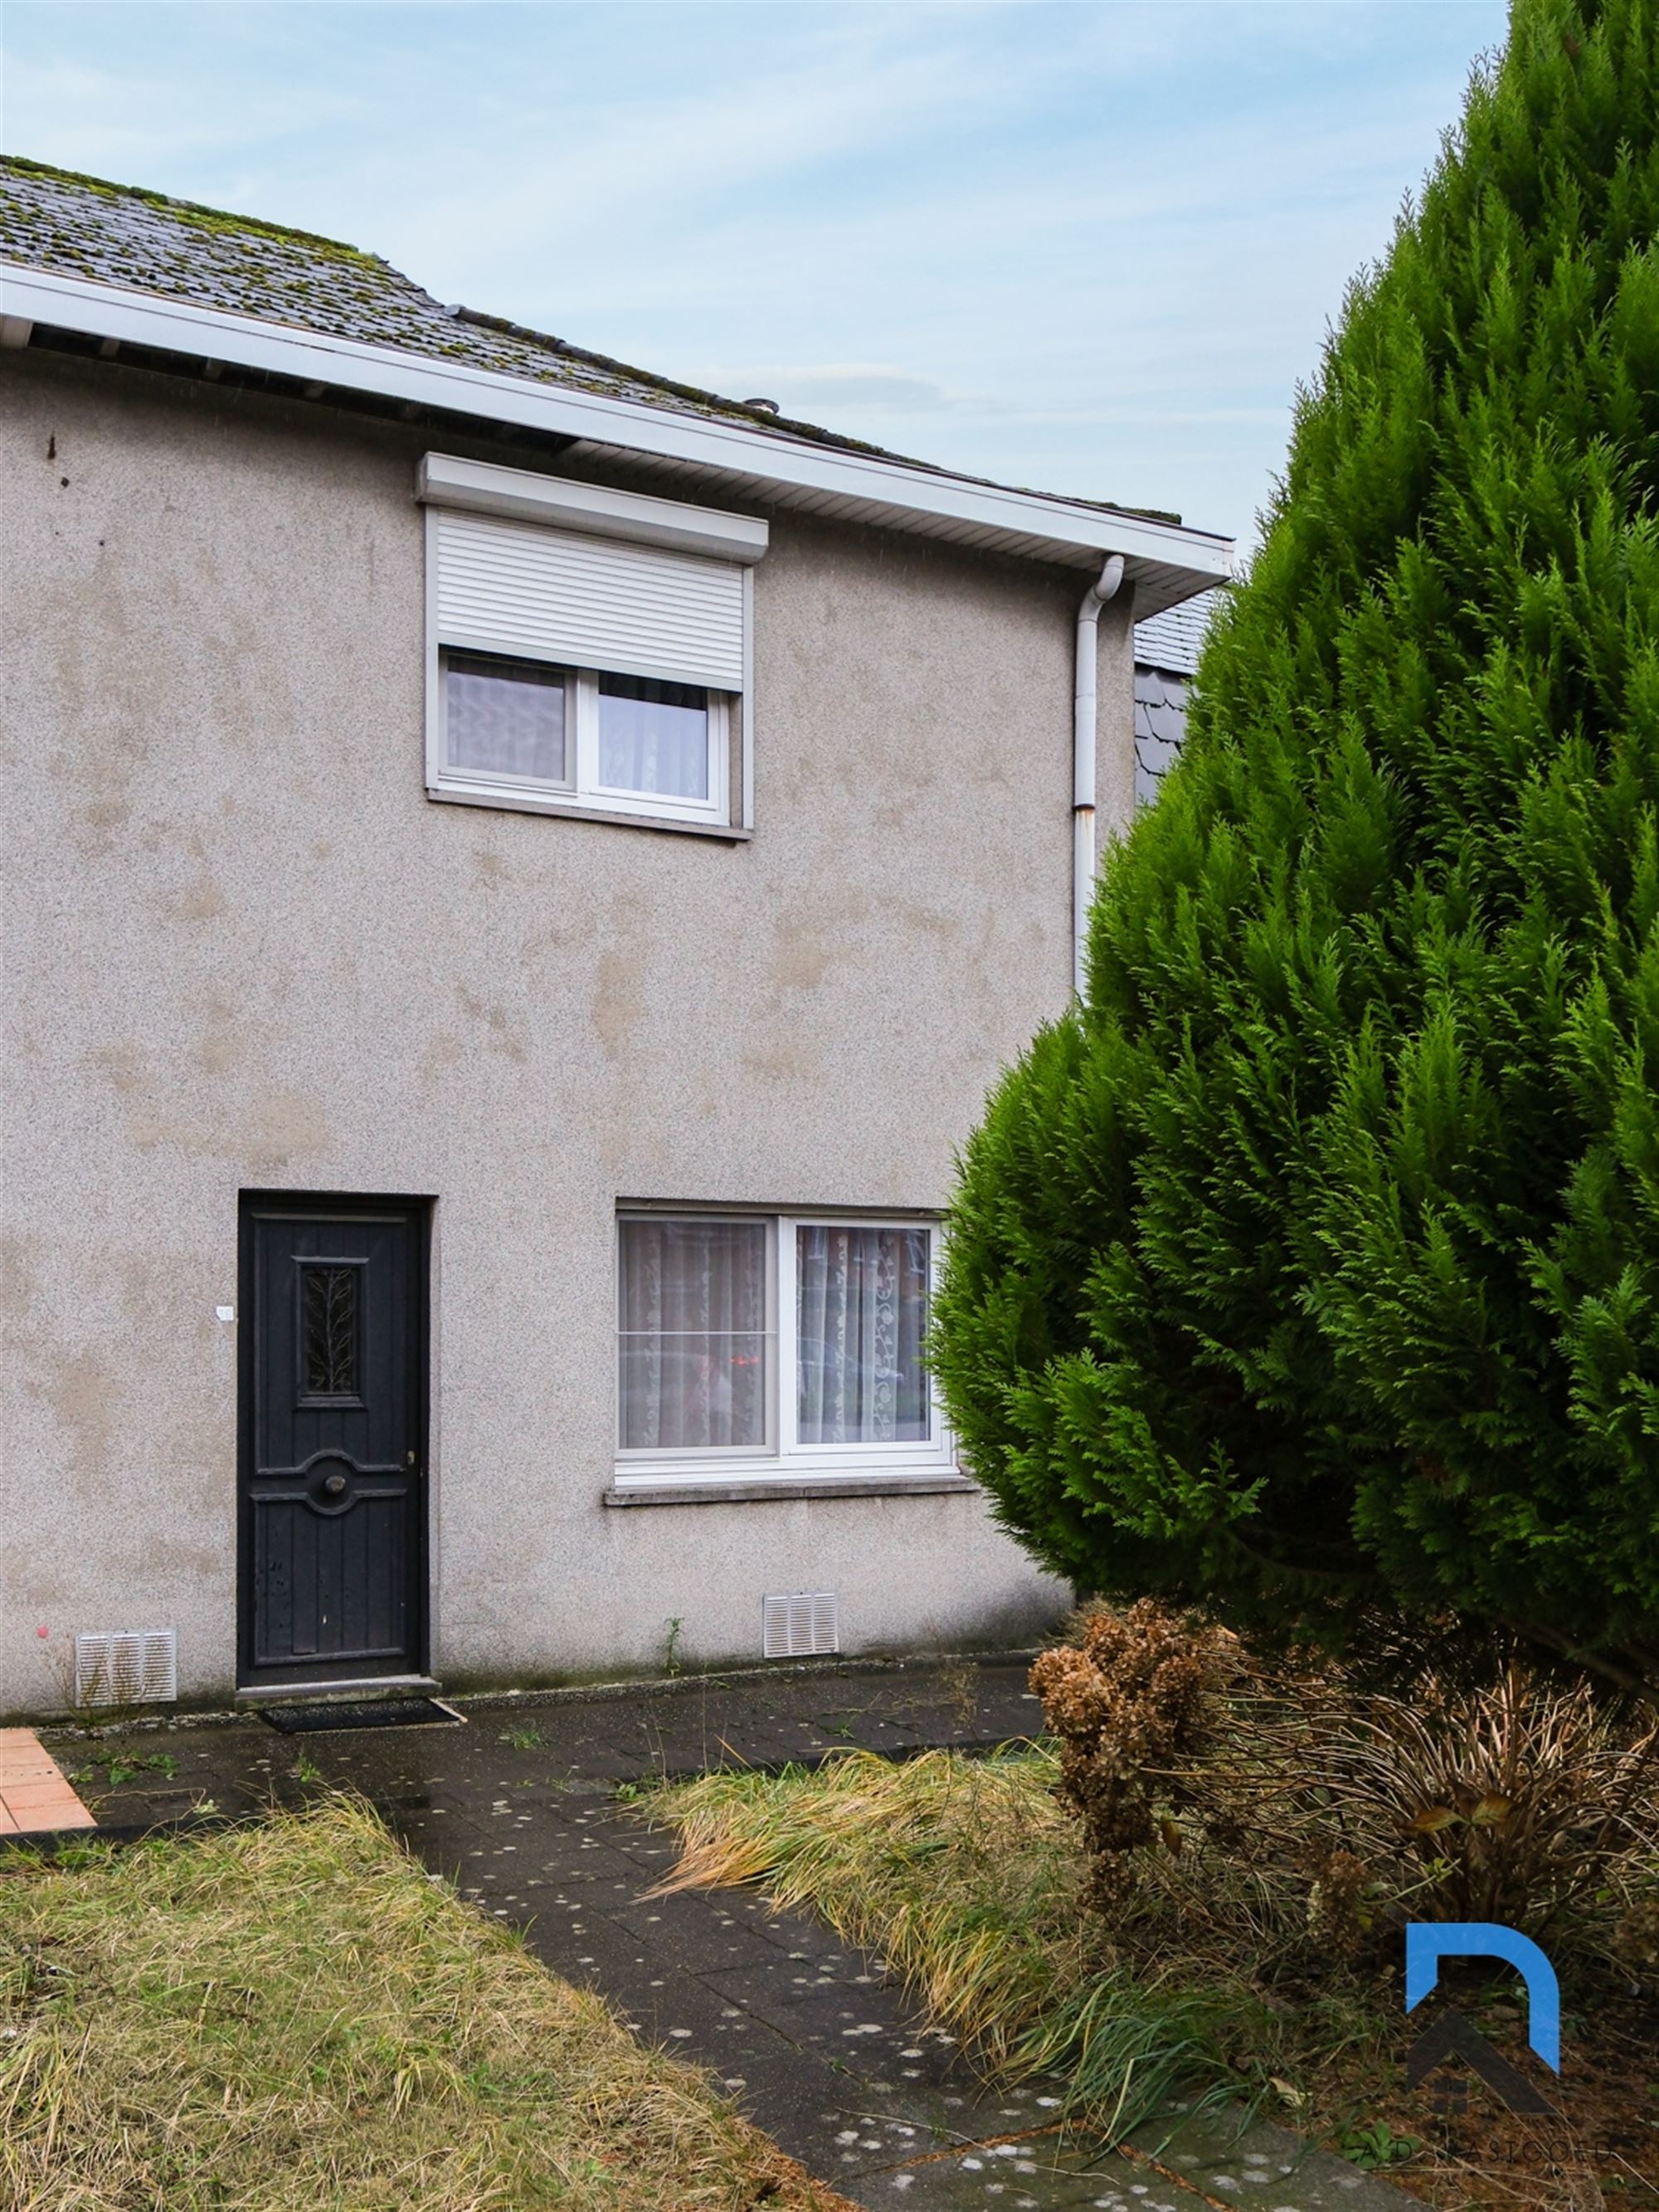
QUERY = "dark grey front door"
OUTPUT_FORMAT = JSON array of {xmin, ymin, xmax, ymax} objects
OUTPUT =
[{"xmin": 238, "ymin": 1197, "xmax": 428, "ymax": 1688}]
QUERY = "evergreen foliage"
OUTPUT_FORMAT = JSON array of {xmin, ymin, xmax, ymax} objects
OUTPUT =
[{"xmin": 932, "ymin": 0, "xmax": 1659, "ymax": 1688}]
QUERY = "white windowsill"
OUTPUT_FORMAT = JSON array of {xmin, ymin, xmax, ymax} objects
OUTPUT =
[
  {"xmin": 428, "ymin": 782, "xmax": 751, "ymax": 840},
  {"xmin": 605, "ymin": 1473, "xmax": 979, "ymax": 1507}
]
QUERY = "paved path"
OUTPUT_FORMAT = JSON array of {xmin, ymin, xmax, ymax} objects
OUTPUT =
[{"xmin": 40, "ymin": 1659, "xmax": 1411, "ymax": 2211}]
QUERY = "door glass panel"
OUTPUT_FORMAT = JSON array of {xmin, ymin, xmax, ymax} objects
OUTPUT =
[{"xmin": 301, "ymin": 1264, "xmax": 359, "ymax": 1398}]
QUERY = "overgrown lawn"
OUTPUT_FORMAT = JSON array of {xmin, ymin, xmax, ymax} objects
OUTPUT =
[{"xmin": 0, "ymin": 1795, "xmax": 842, "ymax": 2211}]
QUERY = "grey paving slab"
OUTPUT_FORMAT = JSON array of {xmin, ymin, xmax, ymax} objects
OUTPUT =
[
  {"xmin": 606, "ymin": 1892, "xmax": 805, "ymax": 1975},
  {"xmin": 702, "ymin": 1959, "xmax": 931, "ymax": 2063},
  {"xmin": 1131, "ymin": 2107, "xmax": 1418, "ymax": 2211},
  {"xmin": 837, "ymin": 2133, "xmax": 1202, "ymax": 2212},
  {"xmin": 496, "ymin": 1825, "xmax": 661, "ymax": 1888},
  {"xmin": 596, "ymin": 1962, "xmax": 788, "ymax": 2066}
]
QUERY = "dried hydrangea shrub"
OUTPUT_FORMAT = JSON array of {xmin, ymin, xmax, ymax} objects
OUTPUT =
[{"xmin": 1029, "ymin": 1599, "xmax": 1239, "ymax": 1908}]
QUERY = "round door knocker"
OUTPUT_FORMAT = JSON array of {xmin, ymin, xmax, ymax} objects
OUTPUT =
[{"xmin": 300, "ymin": 1451, "xmax": 360, "ymax": 1516}]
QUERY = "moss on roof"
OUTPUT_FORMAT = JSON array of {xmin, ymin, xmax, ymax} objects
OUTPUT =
[{"xmin": 0, "ymin": 154, "xmax": 382, "ymax": 264}]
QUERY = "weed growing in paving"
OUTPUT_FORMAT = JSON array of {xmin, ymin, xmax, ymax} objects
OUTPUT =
[
  {"xmin": 1340, "ymin": 2119, "xmax": 1422, "ymax": 2171},
  {"xmin": 66, "ymin": 1749, "xmax": 177, "ymax": 1791}
]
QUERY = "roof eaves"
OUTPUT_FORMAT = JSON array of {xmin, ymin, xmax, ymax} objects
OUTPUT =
[{"xmin": 0, "ymin": 256, "xmax": 1233, "ymax": 607}]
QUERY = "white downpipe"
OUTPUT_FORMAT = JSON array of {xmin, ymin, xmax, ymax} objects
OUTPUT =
[{"xmin": 1073, "ymin": 553, "xmax": 1126, "ymax": 997}]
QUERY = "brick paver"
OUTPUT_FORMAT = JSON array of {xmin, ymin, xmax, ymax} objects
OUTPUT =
[{"xmin": 0, "ymin": 1726, "xmax": 95, "ymax": 1834}]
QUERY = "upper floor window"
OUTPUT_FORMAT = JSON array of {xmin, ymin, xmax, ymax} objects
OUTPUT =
[{"xmin": 419, "ymin": 453, "xmax": 766, "ymax": 833}]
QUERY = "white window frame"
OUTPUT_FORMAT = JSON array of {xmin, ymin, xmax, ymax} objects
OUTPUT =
[
  {"xmin": 613, "ymin": 1211, "xmax": 956, "ymax": 1488},
  {"xmin": 420, "ymin": 458, "xmax": 762, "ymax": 834},
  {"xmin": 435, "ymin": 649, "xmax": 731, "ymax": 826}
]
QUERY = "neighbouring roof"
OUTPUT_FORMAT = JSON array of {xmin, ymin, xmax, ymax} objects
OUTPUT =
[
  {"xmin": 1133, "ymin": 586, "xmax": 1228, "ymax": 802},
  {"xmin": 1134, "ymin": 585, "xmax": 1225, "ymax": 677},
  {"xmin": 1134, "ymin": 665, "xmax": 1190, "ymax": 804}
]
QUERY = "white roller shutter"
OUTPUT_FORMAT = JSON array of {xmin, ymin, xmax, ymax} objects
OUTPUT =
[{"xmin": 433, "ymin": 509, "xmax": 747, "ymax": 692}]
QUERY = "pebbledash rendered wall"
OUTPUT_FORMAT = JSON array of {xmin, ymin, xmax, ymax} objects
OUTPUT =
[{"xmin": 0, "ymin": 348, "xmax": 1138, "ymax": 1717}]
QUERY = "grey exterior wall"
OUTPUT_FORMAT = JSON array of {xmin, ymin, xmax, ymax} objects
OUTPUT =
[{"xmin": 0, "ymin": 350, "xmax": 1136, "ymax": 1716}]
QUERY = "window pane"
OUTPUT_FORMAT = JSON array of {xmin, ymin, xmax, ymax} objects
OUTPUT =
[
  {"xmin": 796, "ymin": 1226, "xmax": 931, "ymax": 1445},
  {"xmin": 446, "ymin": 653, "xmax": 567, "ymax": 782},
  {"xmin": 598, "ymin": 672, "xmax": 710, "ymax": 801},
  {"xmin": 620, "ymin": 1217, "xmax": 767, "ymax": 1449}
]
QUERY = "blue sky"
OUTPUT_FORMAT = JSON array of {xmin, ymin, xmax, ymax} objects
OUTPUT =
[{"xmin": 1, "ymin": 2, "xmax": 1507, "ymax": 551}]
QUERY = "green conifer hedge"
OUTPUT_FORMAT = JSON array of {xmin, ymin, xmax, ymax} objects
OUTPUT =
[{"xmin": 932, "ymin": 0, "xmax": 1659, "ymax": 1690}]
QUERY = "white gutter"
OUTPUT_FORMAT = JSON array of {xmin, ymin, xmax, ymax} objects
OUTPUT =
[
  {"xmin": 1073, "ymin": 553, "xmax": 1126, "ymax": 999},
  {"xmin": 0, "ymin": 262, "xmax": 1233, "ymax": 596}
]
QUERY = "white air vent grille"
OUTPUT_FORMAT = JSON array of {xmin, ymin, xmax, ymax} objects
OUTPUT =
[
  {"xmin": 74, "ymin": 1630, "xmax": 178, "ymax": 1709},
  {"xmin": 761, "ymin": 1591, "xmax": 839, "ymax": 1660}
]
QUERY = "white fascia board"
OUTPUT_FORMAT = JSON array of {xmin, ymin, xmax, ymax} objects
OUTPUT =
[
  {"xmin": 0, "ymin": 261, "xmax": 1233, "ymax": 587},
  {"xmin": 418, "ymin": 451, "xmax": 769, "ymax": 563}
]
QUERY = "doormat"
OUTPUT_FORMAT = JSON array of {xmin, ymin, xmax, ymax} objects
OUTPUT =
[{"xmin": 260, "ymin": 1697, "xmax": 464, "ymax": 1734}]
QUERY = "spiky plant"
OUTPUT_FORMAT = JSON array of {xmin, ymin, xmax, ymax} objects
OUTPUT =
[{"xmin": 932, "ymin": 0, "xmax": 1659, "ymax": 1691}]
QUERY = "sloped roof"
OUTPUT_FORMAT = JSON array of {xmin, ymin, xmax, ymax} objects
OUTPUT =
[
  {"xmin": 0, "ymin": 158, "xmax": 1235, "ymax": 609},
  {"xmin": 0, "ymin": 156, "xmax": 1178, "ymax": 525},
  {"xmin": 0, "ymin": 157, "xmax": 840, "ymax": 433},
  {"xmin": 1134, "ymin": 585, "xmax": 1226, "ymax": 676}
]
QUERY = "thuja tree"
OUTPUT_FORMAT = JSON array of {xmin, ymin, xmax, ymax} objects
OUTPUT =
[{"xmin": 933, "ymin": 0, "xmax": 1659, "ymax": 1690}]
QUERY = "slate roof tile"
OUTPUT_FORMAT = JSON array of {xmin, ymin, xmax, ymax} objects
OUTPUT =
[
  {"xmin": 1134, "ymin": 584, "xmax": 1225, "ymax": 677},
  {"xmin": 1134, "ymin": 663, "xmax": 1194, "ymax": 803}
]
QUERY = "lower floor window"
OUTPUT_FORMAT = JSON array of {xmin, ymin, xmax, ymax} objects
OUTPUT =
[
  {"xmin": 616, "ymin": 1211, "xmax": 948, "ymax": 1476},
  {"xmin": 620, "ymin": 1216, "xmax": 768, "ymax": 1450}
]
